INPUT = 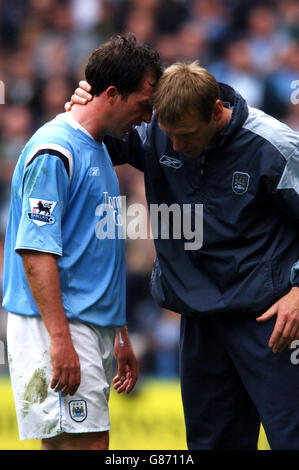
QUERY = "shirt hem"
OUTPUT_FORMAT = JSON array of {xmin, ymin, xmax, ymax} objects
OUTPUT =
[{"xmin": 15, "ymin": 246, "xmax": 62, "ymax": 256}]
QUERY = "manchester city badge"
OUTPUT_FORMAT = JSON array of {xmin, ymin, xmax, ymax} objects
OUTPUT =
[
  {"xmin": 232, "ymin": 171, "xmax": 250, "ymax": 195},
  {"xmin": 69, "ymin": 400, "xmax": 87, "ymax": 422}
]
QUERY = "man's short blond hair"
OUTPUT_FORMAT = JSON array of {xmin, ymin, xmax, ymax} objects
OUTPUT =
[{"xmin": 152, "ymin": 61, "xmax": 220, "ymax": 125}]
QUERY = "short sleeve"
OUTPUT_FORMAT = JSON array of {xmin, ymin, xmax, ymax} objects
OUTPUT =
[{"xmin": 15, "ymin": 153, "xmax": 70, "ymax": 256}]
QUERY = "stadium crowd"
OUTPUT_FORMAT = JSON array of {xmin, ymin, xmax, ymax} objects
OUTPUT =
[{"xmin": 0, "ymin": 0, "xmax": 298, "ymax": 377}]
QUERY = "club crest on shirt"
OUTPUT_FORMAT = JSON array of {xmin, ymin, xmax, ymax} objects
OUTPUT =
[
  {"xmin": 27, "ymin": 198, "xmax": 57, "ymax": 226},
  {"xmin": 69, "ymin": 400, "xmax": 87, "ymax": 422},
  {"xmin": 232, "ymin": 171, "xmax": 250, "ymax": 194}
]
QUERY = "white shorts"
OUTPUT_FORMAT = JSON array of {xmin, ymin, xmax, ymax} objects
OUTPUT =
[{"xmin": 7, "ymin": 313, "xmax": 115, "ymax": 440}]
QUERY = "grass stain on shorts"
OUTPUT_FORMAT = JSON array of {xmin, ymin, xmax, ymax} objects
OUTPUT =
[{"xmin": 22, "ymin": 368, "xmax": 48, "ymax": 417}]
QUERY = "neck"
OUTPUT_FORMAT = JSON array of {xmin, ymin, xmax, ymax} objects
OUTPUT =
[
  {"xmin": 218, "ymin": 106, "xmax": 232, "ymax": 132},
  {"xmin": 208, "ymin": 106, "xmax": 233, "ymax": 147},
  {"xmin": 70, "ymin": 102, "xmax": 106, "ymax": 141}
]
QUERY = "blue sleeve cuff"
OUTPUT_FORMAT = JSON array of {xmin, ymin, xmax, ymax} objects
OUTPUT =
[{"xmin": 290, "ymin": 261, "xmax": 299, "ymax": 286}]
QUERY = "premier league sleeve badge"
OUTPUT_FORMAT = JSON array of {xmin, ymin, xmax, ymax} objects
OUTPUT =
[{"xmin": 27, "ymin": 198, "xmax": 57, "ymax": 226}]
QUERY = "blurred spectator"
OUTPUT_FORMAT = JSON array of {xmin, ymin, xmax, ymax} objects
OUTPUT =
[
  {"xmin": 36, "ymin": 76, "xmax": 74, "ymax": 125},
  {"xmin": 125, "ymin": 237, "xmax": 160, "ymax": 375},
  {"xmin": 277, "ymin": 0, "xmax": 299, "ymax": 39},
  {"xmin": 154, "ymin": 0, "xmax": 189, "ymax": 35},
  {"xmin": 245, "ymin": 5, "xmax": 291, "ymax": 76},
  {"xmin": 33, "ymin": 35, "xmax": 73, "ymax": 80},
  {"xmin": 122, "ymin": 9, "xmax": 157, "ymax": 44},
  {"xmin": 152, "ymin": 309, "xmax": 180, "ymax": 378},
  {"xmin": 0, "ymin": 104, "xmax": 34, "ymax": 245},
  {"xmin": 175, "ymin": 22, "xmax": 208, "ymax": 63},
  {"xmin": 116, "ymin": 0, "xmax": 189, "ymax": 41},
  {"xmin": 188, "ymin": 0, "xmax": 232, "ymax": 54},
  {"xmin": 29, "ymin": 0, "xmax": 60, "ymax": 24},
  {"xmin": 155, "ymin": 34, "xmax": 179, "ymax": 67},
  {"xmin": 0, "ymin": 0, "xmax": 27, "ymax": 49},
  {"xmin": 0, "ymin": 105, "xmax": 33, "ymax": 164},
  {"xmin": 70, "ymin": 0, "xmax": 104, "ymax": 33},
  {"xmin": 263, "ymin": 40, "xmax": 299, "ymax": 118},
  {"xmin": 6, "ymin": 48, "xmax": 35, "ymax": 105},
  {"xmin": 209, "ymin": 38, "xmax": 265, "ymax": 108}
]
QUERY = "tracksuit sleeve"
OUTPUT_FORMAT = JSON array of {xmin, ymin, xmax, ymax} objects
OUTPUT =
[
  {"xmin": 104, "ymin": 123, "xmax": 150, "ymax": 172},
  {"xmin": 272, "ymin": 146, "xmax": 299, "ymax": 288},
  {"xmin": 291, "ymin": 261, "xmax": 299, "ymax": 287}
]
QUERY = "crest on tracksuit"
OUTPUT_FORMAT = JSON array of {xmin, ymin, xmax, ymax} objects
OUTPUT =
[
  {"xmin": 27, "ymin": 198, "xmax": 57, "ymax": 226},
  {"xmin": 232, "ymin": 171, "xmax": 250, "ymax": 194},
  {"xmin": 69, "ymin": 400, "xmax": 87, "ymax": 422}
]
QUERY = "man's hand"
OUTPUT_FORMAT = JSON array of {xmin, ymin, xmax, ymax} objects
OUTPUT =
[
  {"xmin": 65, "ymin": 80, "xmax": 93, "ymax": 111},
  {"xmin": 50, "ymin": 332, "xmax": 81, "ymax": 397},
  {"xmin": 256, "ymin": 286, "xmax": 299, "ymax": 353},
  {"xmin": 113, "ymin": 327, "xmax": 138, "ymax": 394}
]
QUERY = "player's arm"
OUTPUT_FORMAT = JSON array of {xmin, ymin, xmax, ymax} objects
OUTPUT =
[
  {"xmin": 16, "ymin": 147, "xmax": 79, "ymax": 394},
  {"xmin": 21, "ymin": 250, "xmax": 81, "ymax": 397},
  {"xmin": 256, "ymin": 144, "xmax": 299, "ymax": 352},
  {"xmin": 65, "ymin": 80, "xmax": 92, "ymax": 108},
  {"xmin": 113, "ymin": 326, "xmax": 138, "ymax": 394}
]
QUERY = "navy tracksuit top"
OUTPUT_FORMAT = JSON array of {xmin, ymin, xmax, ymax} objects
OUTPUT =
[{"xmin": 104, "ymin": 83, "xmax": 299, "ymax": 317}]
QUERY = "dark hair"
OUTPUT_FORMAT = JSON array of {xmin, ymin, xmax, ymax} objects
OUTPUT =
[{"xmin": 85, "ymin": 33, "xmax": 162, "ymax": 98}]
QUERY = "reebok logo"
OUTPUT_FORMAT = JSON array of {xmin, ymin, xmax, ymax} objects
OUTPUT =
[
  {"xmin": 88, "ymin": 167, "xmax": 100, "ymax": 176},
  {"xmin": 159, "ymin": 155, "xmax": 182, "ymax": 169}
]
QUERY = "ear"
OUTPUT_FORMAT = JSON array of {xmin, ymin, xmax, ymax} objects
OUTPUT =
[
  {"xmin": 106, "ymin": 86, "xmax": 119, "ymax": 103},
  {"xmin": 212, "ymin": 99, "xmax": 223, "ymax": 122}
]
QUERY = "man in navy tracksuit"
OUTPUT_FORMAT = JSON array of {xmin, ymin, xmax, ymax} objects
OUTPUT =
[{"xmin": 73, "ymin": 62, "xmax": 299, "ymax": 449}]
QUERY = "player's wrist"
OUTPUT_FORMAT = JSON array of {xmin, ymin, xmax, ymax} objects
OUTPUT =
[{"xmin": 49, "ymin": 320, "xmax": 72, "ymax": 342}]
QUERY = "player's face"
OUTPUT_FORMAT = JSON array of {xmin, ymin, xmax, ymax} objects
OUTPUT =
[
  {"xmin": 159, "ymin": 108, "xmax": 219, "ymax": 157},
  {"xmin": 109, "ymin": 74, "xmax": 155, "ymax": 138}
]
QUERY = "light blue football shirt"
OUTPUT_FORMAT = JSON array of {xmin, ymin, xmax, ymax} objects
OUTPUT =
[{"xmin": 2, "ymin": 112, "xmax": 126, "ymax": 327}]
